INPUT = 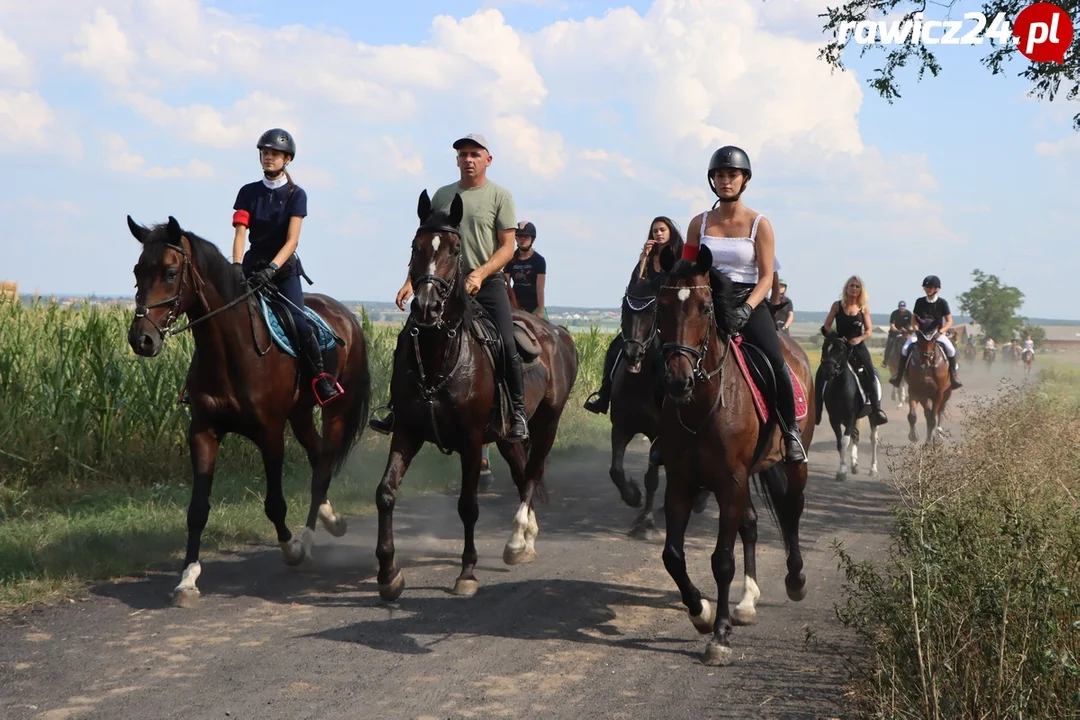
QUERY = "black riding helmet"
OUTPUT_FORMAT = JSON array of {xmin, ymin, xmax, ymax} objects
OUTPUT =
[
  {"xmin": 257, "ymin": 128, "xmax": 296, "ymax": 159},
  {"xmin": 922, "ymin": 275, "xmax": 941, "ymax": 288},
  {"xmin": 708, "ymin": 145, "xmax": 752, "ymax": 195}
]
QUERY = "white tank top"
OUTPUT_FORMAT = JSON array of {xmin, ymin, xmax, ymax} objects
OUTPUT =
[{"xmin": 698, "ymin": 210, "xmax": 779, "ymax": 284}]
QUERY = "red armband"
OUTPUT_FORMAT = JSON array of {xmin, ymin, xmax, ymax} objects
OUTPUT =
[
  {"xmin": 681, "ymin": 243, "xmax": 699, "ymax": 261},
  {"xmin": 232, "ymin": 210, "xmax": 250, "ymax": 228}
]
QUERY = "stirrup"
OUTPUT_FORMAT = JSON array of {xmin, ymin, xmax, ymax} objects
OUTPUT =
[{"xmin": 311, "ymin": 373, "xmax": 344, "ymax": 407}]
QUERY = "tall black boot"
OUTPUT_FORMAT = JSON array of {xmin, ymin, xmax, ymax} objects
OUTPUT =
[
  {"xmin": 369, "ymin": 405, "xmax": 394, "ymax": 434},
  {"xmin": 774, "ymin": 364, "xmax": 807, "ymax": 464},
  {"xmin": 947, "ymin": 354, "xmax": 963, "ymax": 389},
  {"xmin": 860, "ymin": 367, "xmax": 889, "ymax": 425},
  {"xmin": 505, "ymin": 351, "xmax": 529, "ymax": 442},
  {"xmin": 890, "ymin": 351, "xmax": 910, "ymax": 387},
  {"xmin": 584, "ymin": 337, "xmax": 621, "ymax": 414},
  {"xmin": 301, "ymin": 328, "xmax": 342, "ymax": 406}
]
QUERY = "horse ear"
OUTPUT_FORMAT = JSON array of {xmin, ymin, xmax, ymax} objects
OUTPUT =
[
  {"xmin": 658, "ymin": 245, "xmax": 675, "ymax": 272},
  {"xmin": 449, "ymin": 193, "xmax": 464, "ymax": 227},
  {"xmin": 166, "ymin": 216, "xmax": 182, "ymax": 243},
  {"xmin": 417, "ymin": 189, "xmax": 431, "ymax": 223},
  {"xmin": 695, "ymin": 244, "xmax": 713, "ymax": 274},
  {"xmin": 127, "ymin": 215, "xmax": 150, "ymax": 244}
]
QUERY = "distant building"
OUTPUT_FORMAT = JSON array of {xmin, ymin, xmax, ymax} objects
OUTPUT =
[{"xmin": 1042, "ymin": 325, "xmax": 1080, "ymax": 352}]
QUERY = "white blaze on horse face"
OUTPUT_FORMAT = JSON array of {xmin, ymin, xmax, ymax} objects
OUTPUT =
[
  {"xmin": 428, "ymin": 235, "xmax": 441, "ymax": 276},
  {"xmin": 678, "ymin": 288, "xmax": 691, "ymax": 302}
]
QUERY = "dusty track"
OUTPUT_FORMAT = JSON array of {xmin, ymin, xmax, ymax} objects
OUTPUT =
[{"xmin": 0, "ymin": 364, "xmax": 1030, "ymax": 720}]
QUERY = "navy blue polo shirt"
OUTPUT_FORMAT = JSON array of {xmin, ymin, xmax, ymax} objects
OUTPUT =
[{"xmin": 233, "ymin": 180, "xmax": 308, "ymax": 263}]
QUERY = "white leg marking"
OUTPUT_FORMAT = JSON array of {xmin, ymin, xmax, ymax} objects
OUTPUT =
[
  {"xmin": 689, "ymin": 598, "xmax": 715, "ymax": 633},
  {"xmin": 524, "ymin": 507, "xmax": 539, "ymax": 553},
  {"xmin": 850, "ymin": 433, "xmax": 859, "ymax": 469},
  {"xmin": 175, "ymin": 561, "xmax": 201, "ymax": 593},
  {"xmin": 733, "ymin": 575, "xmax": 761, "ymax": 622},
  {"xmin": 870, "ymin": 425, "xmax": 879, "ymax": 475},
  {"xmin": 838, "ymin": 435, "xmax": 850, "ymax": 477},
  {"xmin": 504, "ymin": 501, "xmax": 529, "ymax": 559}
]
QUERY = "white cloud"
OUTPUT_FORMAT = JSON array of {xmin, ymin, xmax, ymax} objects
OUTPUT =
[
  {"xmin": 1035, "ymin": 134, "xmax": 1080, "ymax": 156},
  {"xmin": 123, "ymin": 91, "xmax": 297, "ymax": 150},
  {"xmin": 104, "ymin": 134, "xmax": 214, "ymax": 178},
  {"xmin": 63, "ymin": 8, "xmax": 137, "ymax": 86},
  {"xmin": 490, "ymin": 114, "xmax": 567, "ymax": 179},
  {"xmin": 580, "ymin": 149, "xmax": 635, "ymax": 179},
  {"xmin": 383, "ymin": 136, "xmax": 425, "ymax": 176},
  {"xmin": 0, "ymin": 91, "xmax": 55, "ymax": 147},
  {"xmin": 0, "ymin": 29, "xmax": 32, "ymax": 86}
]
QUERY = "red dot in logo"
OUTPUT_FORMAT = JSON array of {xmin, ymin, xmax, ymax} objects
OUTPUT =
[{"xmin": 1012, "ymin": 2, "xmax": 1074, "ymax": 63}]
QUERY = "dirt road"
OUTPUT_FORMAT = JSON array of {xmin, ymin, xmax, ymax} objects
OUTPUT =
[{"xmin": 0, "ymin": 366, "xmax": 1027, "ymax": 720}]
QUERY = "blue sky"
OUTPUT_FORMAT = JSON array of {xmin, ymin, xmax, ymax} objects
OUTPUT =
[{"xmin": 1, "ymin": 0, "xmax": 1076, "ymax": 319}]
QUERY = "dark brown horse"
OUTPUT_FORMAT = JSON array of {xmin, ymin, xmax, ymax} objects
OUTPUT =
[
  {"xmin": 374, "ymin": 191, "xmax": 579, "ymax": 601},
  {"xmin": 885, "ymin": 331, "xmax": 909, "ymax": 407},
  {"xmin": 654, "ymin": 245, "xmax": 815, "ymax": 666},
  {"xmin": 126, "ymin": 216, "xmax": 371, "ymax": 606},
  {"xmin": 902, "ymin": 315, "xmax": 953, "ymax": 443}
]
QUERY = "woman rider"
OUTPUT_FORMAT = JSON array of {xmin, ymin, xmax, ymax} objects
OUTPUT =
[
  {"xmin": 583, "ymin": 216, "xmax": 685, "ymax": 414},
  {"xmin": 822, "ymin": 275, "xmax": 889, "ymax": 425},
  {"xmin": 232, "ymin": 128, "xmax": 342, "ymax": 406},
  {"xmin": 680, "ymin": 146, "xmax": 806, "ymax": 463}
]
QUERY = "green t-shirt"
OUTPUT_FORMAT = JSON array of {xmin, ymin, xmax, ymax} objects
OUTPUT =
[{"xmin": 429, "ymin": 180, "xmax": 517, "ymax": 274}]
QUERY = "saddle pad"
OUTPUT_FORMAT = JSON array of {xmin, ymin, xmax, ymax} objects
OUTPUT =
[
  {"xmin": 259, "ymin": 295, "xmax": 337, "ymax": 358},
  {"xmin": 730, "ymin": 336, "xmax": 808, "ymax": 425}
]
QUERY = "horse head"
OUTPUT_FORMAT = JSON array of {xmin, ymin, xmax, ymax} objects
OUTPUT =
[
  {"xmin": 913, "ymin": 315, "xmax": 943, "ymax": 368},
  {"xmin": 818, "ymin": 328, "xmax": 851, "ymax": 380},
  {"xmin": 410, "ymin": 189, "xmax": 466, "ymax": 329},
  {"xmin": 620, "ymin": 273, "xmax": 663, "ymax": 373},
  {"xmin": 655, "ymin": 244, "xmax": 736, "ymax": 401},
  {"xmin": 126, "ymin": 215, "xmax": 217, "ymax": 357}
]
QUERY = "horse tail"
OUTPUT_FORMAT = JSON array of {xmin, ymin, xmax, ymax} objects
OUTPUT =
[
  {"xmin": 752, "ymin": 463, "xmax": 791, "ymax": 553},
  {"xmin": 329, "ymin": 328, "xmax": 372, "ymax": 477}
]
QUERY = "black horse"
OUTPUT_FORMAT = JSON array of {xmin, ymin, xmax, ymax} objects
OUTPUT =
[{"xmin": 815, "ymin": 330, "xmax": 883, "ymax": 481}]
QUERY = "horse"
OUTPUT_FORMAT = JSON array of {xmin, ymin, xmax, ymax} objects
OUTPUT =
[
  {"xmin": 1022, "ymin": 346, "xmax": 1034, "ymax": 375},
  {"xmin": 983, "ymin": 345, "xmax": 996, "ymax": 371},
  {"xmin": 126, "ymin": 216, "xmax": 371, "ymax": 607},
  {"xmin": 884, "ymin": 331, "xmax": 909, "ymax": 406},
  {"xmin": 605, "ymin": 273, "xmax": 711, "ymax": 539},
  {"xmin": 902, "ymin": 316, "xmax": 953, "ymax": 444},
  {"xmin": 653, "ymin": 245, "xmax": 815, "ymax": 666},
  {"xmin": 374, "ymin": 190, "xmax": 579, "ymax": 601},
  {"xmin": 815, "ymin": 330, "xmax": 882, "ymax": 481}
]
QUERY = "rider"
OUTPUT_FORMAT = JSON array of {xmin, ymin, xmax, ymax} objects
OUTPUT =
[
  {"xmin": 890, "ymin": 275, "xmax": 963, "ymax": 390},
  {"xmin": 583, "ymin": 216, "xmax": 685, "ymax": 415},
  {"xmin": 823, "ymin": 275, "xmax": 888, "ymax": 425},
  {"xmin": 504, "ymin": 221, "xmax": 546, "ymax": 317},
  {"xmin": 232, "ymin": 128, "xmax": 342, "ymax": 406},
  {"xmin": 369, "ymin": 133, "xmax": 529, "ymax": 442},
  {"xmin": 1022, "ymin": 334, "xmax": 1035, "ymax": 358},
  {"xmin": 882, "ymin": 300, "xmax": 913, "ymax": 367},
  {"xmin": 985, "ymin": 336, "xmax": 996, "ymax": 355},
  {"xmin": 770, "ymin": 278, "xmax": 794, "ymax": 332},
  {"xmin": 680, "ymin": 145, "xmax": 807, "ymax": 464}
]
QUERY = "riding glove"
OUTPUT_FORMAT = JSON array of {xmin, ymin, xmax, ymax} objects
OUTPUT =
[
  {"xmin": 251, "ymin": 265, "xmax": 278, "ymax": 288},
  {"xmin": 731, "ymin": 302, "xmax": 753, "ymax": 330}
]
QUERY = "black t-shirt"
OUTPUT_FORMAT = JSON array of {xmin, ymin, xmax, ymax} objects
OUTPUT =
[
  {"xmin": 505, "ymin": 252, "xmax": 546, "ymax": 312},
  {"xmin": 890, "ymin": 308, "xmax": 913, "ymax": 331},
  {"xmin": 771, "ymin": 296, "xmax": 793, "ymax": 322},
  {"xmin": 913, "ymin": 296, "xmax": 950, "ymax": 329}
]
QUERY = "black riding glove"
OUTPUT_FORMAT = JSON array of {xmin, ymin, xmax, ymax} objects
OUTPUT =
[
  {"xmin": 251, "ymin": 265, "xmax": 278, "ymax": 287},
  {"xmin": 731, "ymin": 302, "xmax": 753, "ymax": 330}
]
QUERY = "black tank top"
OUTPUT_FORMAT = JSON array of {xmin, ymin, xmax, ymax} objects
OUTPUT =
[{"xmin": 835, "ymin": 305, "xmax": 865, "ymax": 340}]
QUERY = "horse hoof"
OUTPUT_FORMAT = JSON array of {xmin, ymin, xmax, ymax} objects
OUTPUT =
[
  {"xmin": 870, "ymin": 468, "xmax": 879, "ymax": 478},
  {"xmin": 692, "ymin": 488, "xmax": 711, "ymax": 514},
  {"xmin": 452, "ymin": 577, "xmax": 479, "ymax": 596},
  {"xmin": 170, "ymin": 588, "xmax": 200, "ymax": 608},
  {"xmin": 835, "ymin": 471, "xmax": 846, "ymax": 482},
  {"xmin": 851, "ymin": 465, "xmax": 860, "ymax": 475},
  {"xmin": 627, "ymin": 521, "xmax": 659, "ymax": 541},
  {"xmin": 702, "ymin": 639, "xmax": 734, "ymax": 666},
  {"xmin": 731, "ymin": 605, "xmax": 757, "ymax": 626},
  {"xmin": 909, "ymin": 432, "xmax": 919, "ymax": 443},
  {"xmin": 689, "ymin": 599, "xmax": 715, "ymax": 634},
  {"xmin": 378, "ymin": 570, "xmax": 405, "ymax": 602},
  {"xmin": 503, "ymin": 545, "xmax": 537, "ymax": 566},
  {"xmin": 280, "ymin": 538, "xmax": 308, "ymax": 567},
  {"xmin": 317, "ymin": 503, "xmax": 347, "ymax": 537},
  {"xmin": 785, "ymin": 573, "xmax": 807, "ymax": 602},
  {"xmin": 621, "ymin": 483, "xmax": 643, "ymax": 509},
  {"xmin": 478, "ymin": 470, "xmax": 494, "ymax": 494}
]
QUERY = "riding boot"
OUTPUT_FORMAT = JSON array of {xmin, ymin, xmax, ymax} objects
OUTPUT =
[
  {"xmin": 774, "ymin": 364, "xmax": 807, "ymax": 464},
  {"xmin": 301, "ymin": 327, "xmax": 343, "ymax": 406},
  {"xmin": 860, "ymin": 368, "xmax": 889, "ymax": 425},
  {"xmin": 890, "ymin": 351, "xmax": 910, "ymax": 387},
  {"xmin": 947, "ymin": 354, "xmax": 963, "ymax": 389},
  {"xmin": 369, "ymin": 406, "xmax": 394, "ymax": 435},
  {"xmin": 584, "ymin": 339, "xmax": 620, "ymax": 414},
  {"xmin": 505, "ymin": 351, "xmax": 530, "ymax": 442}
]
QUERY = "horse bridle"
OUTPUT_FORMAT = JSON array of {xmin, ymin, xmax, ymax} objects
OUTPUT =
[
  {"xmin": 409, "ymin": 223, "xmax": 463, "ymax": 330},
  {"xmin": 658, "ymin": 284, "xmax": 724, "ymax": 383},
  {"xmin": 620, "ymin": 292, "xmax": 660, "ymax": 358},
  {"xmin": 820, "ymin": 335, "xmax": 852, "ymax": 380}
]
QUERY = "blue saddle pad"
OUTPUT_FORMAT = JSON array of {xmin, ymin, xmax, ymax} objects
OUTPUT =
[{"xmin": 259, "ymin": 295, "xmax": 337, "ymax": 358}]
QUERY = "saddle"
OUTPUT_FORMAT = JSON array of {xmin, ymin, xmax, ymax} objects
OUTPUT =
[
  {"xmin": 257, "ymin": 288, "xmax": 342, "ymax": 381},
  {"xmin": 728, "ymin": 336, "xmax": 809, "ymax": 426}
]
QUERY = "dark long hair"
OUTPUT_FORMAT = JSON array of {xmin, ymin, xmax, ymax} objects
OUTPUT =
[{"xmin": 648, "ymin": 216, "xmax": 684, "ymax": 262}]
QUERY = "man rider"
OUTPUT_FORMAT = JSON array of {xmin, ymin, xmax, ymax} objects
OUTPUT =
[
  {"xmin": 369, "ymin": 133, "xmax": 529, "ymax": 442},
  {"xmin": 890, "ymin": 275, "xmax": 963, "ymax": 390},
  {"xmin": 883, "ymin": 300, "xmax": 913, "ymax": 367}
]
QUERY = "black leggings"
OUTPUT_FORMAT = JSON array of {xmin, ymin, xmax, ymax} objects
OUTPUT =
[
  {"xmin": 475, "ymin": 275, "xmax": 519, "ymax": 370},
  {"xmin": 849, "ymin": 341, "xmax": 874, "ymax": 376}
]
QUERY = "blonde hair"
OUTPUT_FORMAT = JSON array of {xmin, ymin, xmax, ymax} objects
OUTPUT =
[{"xmin": 841, "ymin": 275, "xmax": 869, "ymax": 310}]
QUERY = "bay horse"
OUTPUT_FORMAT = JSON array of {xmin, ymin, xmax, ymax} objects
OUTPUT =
[
  {"xmin": 1022, "ymin": 345, "xmax": 1034, "ymax": 375},
  {"xmin": 885, "ymin": 331, "xmax": 908, "ymax": 406},
  {"xmin": 374, "ymin": 190, "xmax": 579, "ymax": 601},
  {"xmin": 902, "ymin": 315, "xmax": 953, "ymax": 443},
  {"xmin": 605, "ymin": 273, "xmax": 711, "ymax": 539},
  {"xmin": 126, "ymin": 216, "xmax": 371, "ymax": 606},
  {"xmin": 654, "ymin": 245, "xmax": 815, "ymax": 666},
  {"xmin": 815, "ymin": 330, "xmax": 882, "ymax": 481}
]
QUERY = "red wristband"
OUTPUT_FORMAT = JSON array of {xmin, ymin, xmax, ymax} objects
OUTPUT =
[
  {"xmin": 232, "ymin": 210, "xmax": 250, "ymax": 227},
  {"xmin": 681, "ymin": 244, "xmax": 699, "ymax": 261}
]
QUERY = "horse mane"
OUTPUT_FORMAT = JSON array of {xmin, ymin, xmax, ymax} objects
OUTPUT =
[
  {"xmin": 625, "ymin": 272, "xmax": 663, "ymax": 300},
  {"xmin": 667, "ymin": 258, "xmax": 737, "ymax": 338},
  {"xmin": 141, "ymin": 223, "xmax": 243, "ymax": 300},
  {"xmin": 419, "ymin": 208, "xmax": 474, "ymax": 328}
]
